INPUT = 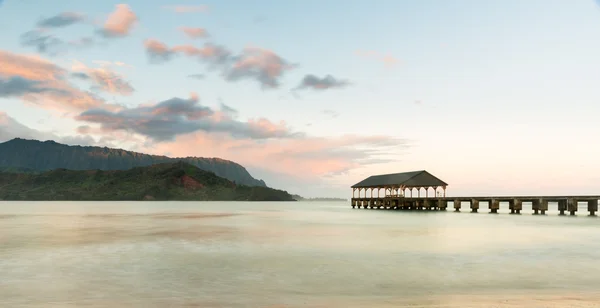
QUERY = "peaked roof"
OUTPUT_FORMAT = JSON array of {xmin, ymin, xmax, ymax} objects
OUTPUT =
[{"xmin": 351, "ymin": 170, "xmax": 448, "ymax": 188}]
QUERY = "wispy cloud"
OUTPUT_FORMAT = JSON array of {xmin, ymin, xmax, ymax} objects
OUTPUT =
[
  {"xmin": 20, "ymin": 12, "xmax": 92, "ymax": 55},
  {"xmin": 71, "ymin": 60, "xmax": 134, "ymax": 96},
  {"xmin": 144, "ymin": 39, "xmax": 295, "ymax": 89},
  {"xmin": 36, "ymin": 12, "xmax": 85, "ymax": 29},
  {"xmin": 91, "ymin": 60, "xmax": 134, "ymax": 69},
  {"xmin": 179, "ymin": 27, "xmax": 209, "ymax": 39},
  {"xmin": 295, "ymin": 74, "xmax": 349, "ymax": 91},
  {"xmin": 19, "ymin": 30, "xmax": 65, "ymax": 56}
]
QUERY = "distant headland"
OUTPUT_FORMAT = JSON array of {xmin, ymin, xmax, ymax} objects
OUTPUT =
[
  {"xmin": 0, "ymin": 161, "xmax": 295, "ymax": 201},
  {"xmin": 0, "ymin": 138, "xmax": 297, "ymax": 201}
]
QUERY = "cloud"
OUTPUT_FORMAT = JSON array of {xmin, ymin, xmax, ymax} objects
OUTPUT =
[
  {"xmin": 180, "ymin": 27, "xmax": 209, "ymax": 39},
  {"xmin": 0, "ymin": 50, "xmax": 64, "ymax": 81},
  {"xmin": 144, "ymin": 40, "xmax": 294, "ymax": 88},
  {"xmin": 92, "ymin": 60, "xmax": 133, "ymax": 68},
  {"xmin": 170, "ymin": 43, "xmax": 232, "ymax": 66},
  {"xmin": 0, "ymin": 76, "xmax": 58, "ymax": 97},
  {"xmin": 75, "ymin": 93, "xmax": 298, "ymax": 141},
  {"xmin": 98, "ymin": 4, "xmax": 137, "ymax": 38},
  {"xmin": 219, "ymin": 100, "xmax": 238, "ymax": 117},
  {"xmin": 0, "ymin": 49, "xmax": 115, "ymax": 112},
  {"xmin": 71, "ymin": 60, "xmax": 134, "ymax": 95},
  {"xmin": 70, "ymin": 72, "xmax": 90, "ymax": 80},
  {"xmin": 20, "ymin": 30, "xmax": 65, "ymax": 56},
  {"xmin": 0, "ymin": 112, "xmax": 95, "ymax": 146},
  {"xmin": 355, "ymin": 50, "xmax": 399, "ymax": 68},
  {"xmin": 163, "ymin": 5, "xmax": 209, "ymax": 13},
  {"xmin": 295, "ymin": 74, "xmax": 349, "ymax": 91},
  {"xmin": 146, "ymin": 132, "xmax": 407, "ymax": 180},
  {"xmin": 20, "ymin": 13, "xmax": 93, "ymax": 55},
  {"xmin": 225, "ymin": 46, "xmax": 295, "ymax": 89},
  {"xmin": 144, "ymin": 39, "xmax": 176, "ymax": 63},
  {"xmin": 36, "ymin": 12, "xmax": 85, "ymax": 28},
  {"xmin": 68, "ymin": 37, "xmax": 95, "ymax": 48}
]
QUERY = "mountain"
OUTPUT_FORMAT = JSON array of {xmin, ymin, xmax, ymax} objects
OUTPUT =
[
  {"xmin": 0, "ymin": 138, "xmax": 266, "ymax": 187},
  {"xmin": 0, "ymin": 161, "xmax": 294, "ymax": 201}
]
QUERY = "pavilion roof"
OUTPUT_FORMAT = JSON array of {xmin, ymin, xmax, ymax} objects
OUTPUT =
[{"xmin": 351, "ymin": 170, "xmax": 448, "ymax": 188}]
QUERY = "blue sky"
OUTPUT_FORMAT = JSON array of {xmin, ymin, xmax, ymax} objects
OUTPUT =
[{"xmin": 1, "ymin": 0, "xmax": 600, "ymax": 197}]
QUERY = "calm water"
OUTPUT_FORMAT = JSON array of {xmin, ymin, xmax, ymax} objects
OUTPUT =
[{"xmin": 1, "ymin": 201, "xmax": 600, "ymax": 307}]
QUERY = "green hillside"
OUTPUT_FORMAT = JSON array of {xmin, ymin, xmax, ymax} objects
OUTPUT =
[{"xmin": 0, "ymin": 161, "xmax": 295, "ymax": 201}]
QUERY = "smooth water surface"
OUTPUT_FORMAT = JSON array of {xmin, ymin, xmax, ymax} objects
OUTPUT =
[{"xmin": 1, "ymin": 201, "xmax": 599, "ymax": 307}]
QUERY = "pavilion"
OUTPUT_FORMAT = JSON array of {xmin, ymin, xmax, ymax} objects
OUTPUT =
[{"xmin": 351, "ymin": 170, "xmax": 448, "ymax": 199}]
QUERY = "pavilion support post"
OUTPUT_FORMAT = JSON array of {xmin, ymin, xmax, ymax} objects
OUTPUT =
[{"xmin": 443, "ymin": 186, "xmax": 446, "ymax": 198}]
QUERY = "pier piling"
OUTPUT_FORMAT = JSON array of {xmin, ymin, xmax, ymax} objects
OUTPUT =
[
  {"xmin": 589, "ymin": 200, "xmax": 598, "ymax": 216},
  {"xmin": 454, "ymin": 200, "xmax": 461, "ymax": 212},
  {"xmin": 470, "ymin": 199, "xmax": 479, "ymax": 213},
  {"xmin": 490, "ymin": 199, "xmax": 499, "ymax": 214},
  {"xmin": 567, "ymin": 199, "xmax": 577, "ymax": 216}
]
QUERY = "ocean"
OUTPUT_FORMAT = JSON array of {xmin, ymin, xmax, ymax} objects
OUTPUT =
[{"xmin": 1, "ymin": 201, "xmax": 599, "ymax": 307}]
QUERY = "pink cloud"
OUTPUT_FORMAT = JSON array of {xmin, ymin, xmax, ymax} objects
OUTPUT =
[
  {"xmin": 179, "ymin": 27, "xmax": 209, "ymax": 39},
  {"xmin": 0, "ymin": 50, "xmax": 117, "ymax": 112},
  {"xmin": 143, "ymin": 39, "xmax": 294, "ymax": 88},
  {"xmin": 145, "ymin": 132, "xmax": 405, "ymax": 180},
  {"xmin": 0, "ymin": 50, "xmax": 65, "ymax": 81},
  {"xmin": 101, "ymin": 4, "xmax": 137, "ymax": 37},
  {"xmin": 71, "ymin": 60, "xmax": 134, "ymax": 95}
]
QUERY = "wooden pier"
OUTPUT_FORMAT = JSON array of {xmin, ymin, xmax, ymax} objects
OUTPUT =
[{"xmin": 350, "ymin": 171, "xmax": 600, "ymax": 216}]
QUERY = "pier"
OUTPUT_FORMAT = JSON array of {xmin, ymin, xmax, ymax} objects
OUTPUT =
[{"xmin": 350, "ymin": 171, "xmax": 600, "ymax": 216}]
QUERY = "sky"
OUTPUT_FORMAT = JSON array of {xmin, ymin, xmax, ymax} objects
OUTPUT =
[{"xmin": 1, "ymin": 0, "xmax": 600, "ymax": 198}]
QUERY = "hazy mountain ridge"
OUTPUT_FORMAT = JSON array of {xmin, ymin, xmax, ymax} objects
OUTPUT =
[
  {"xmin": 0, "ymin": 138, "xmax": 267, "ymax": 187},
  {"xmin": 0, "ymin": 161, "xmax": 294, "ymax": 201},
  {"xmin": 291, "ymin": 194, "xmax": 347, "ymax": 201}
]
